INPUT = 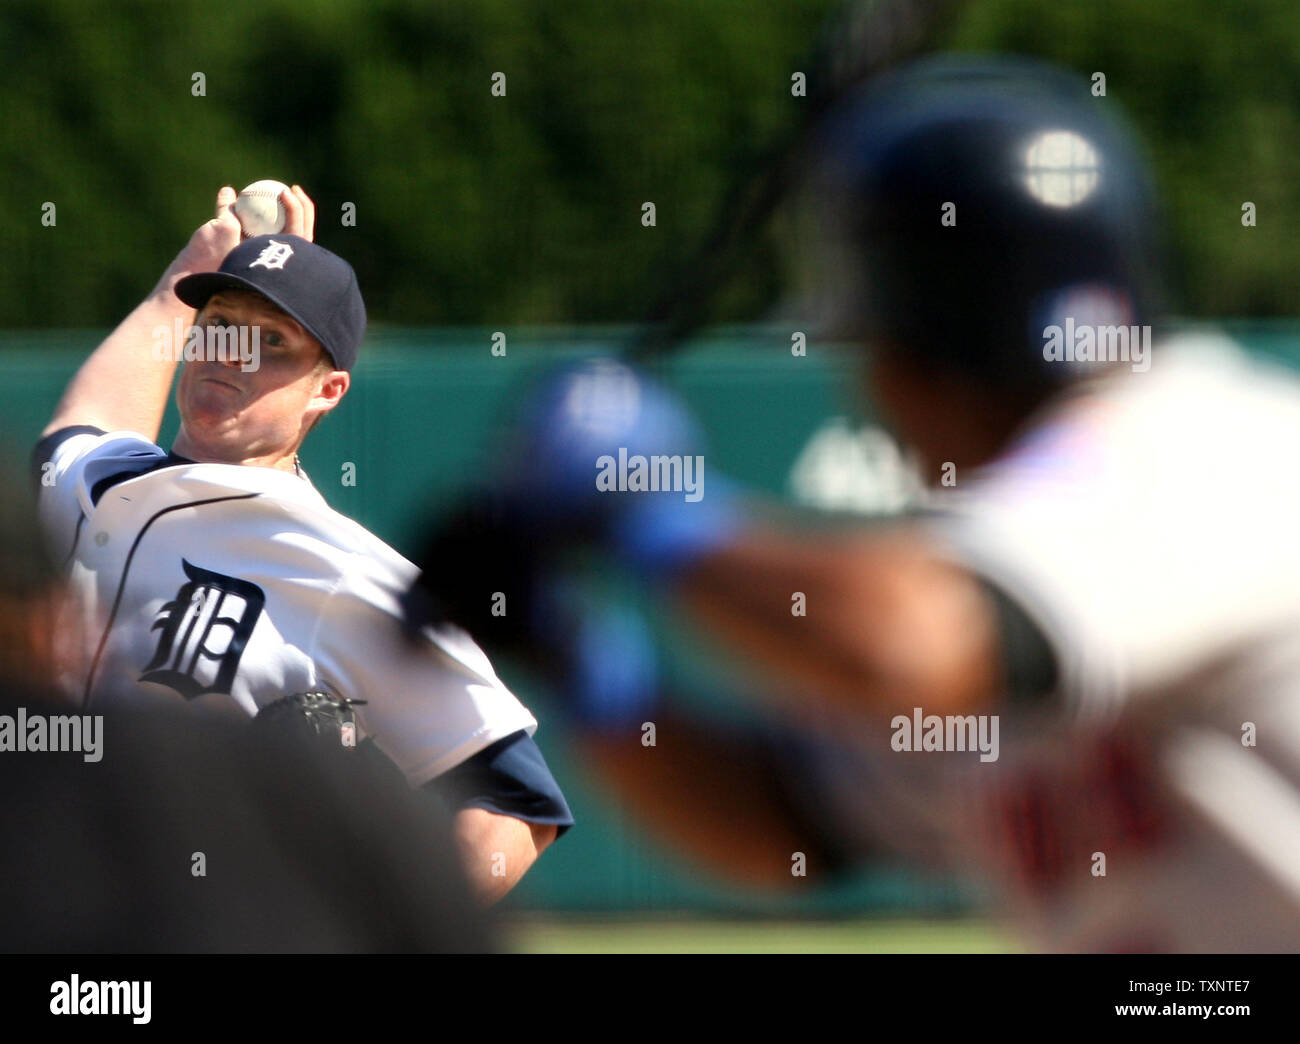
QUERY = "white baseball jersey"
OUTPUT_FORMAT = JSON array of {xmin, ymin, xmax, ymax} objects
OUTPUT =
[
  {"xmin": 38, "ymin": 428, "xmax": 538, "ymax": 787},
  {"xmin": 922, "ymin": 331, "xmax": 1300, "ymax": 951}
]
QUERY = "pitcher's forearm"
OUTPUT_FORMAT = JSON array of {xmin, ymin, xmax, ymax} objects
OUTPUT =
[
  {"xmin": 44, "ymin": 187, "xmax": 244, "ymax": 441},
  {"xmin": 452, "ymin": 807, "xmax": 556, "ymax": 905},
  {"xmin": 43, "ymin": 273, "xmax": 191, "ymax": 440}
]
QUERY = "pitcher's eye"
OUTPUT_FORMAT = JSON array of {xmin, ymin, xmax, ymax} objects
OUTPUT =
[{"xmin": 263, "ymin": 330, "xmax": 284, "ymax": 346}]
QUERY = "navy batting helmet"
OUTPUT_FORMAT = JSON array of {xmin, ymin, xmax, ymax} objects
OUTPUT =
[{"xmin": 801, "ymin": 54, "xmax": 1164, "ymax": 392}]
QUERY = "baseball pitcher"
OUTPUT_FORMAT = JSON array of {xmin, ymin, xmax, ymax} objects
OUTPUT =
[{"xmin": 35, "ymin": 186, "xmax": 572, "ymax": 904}]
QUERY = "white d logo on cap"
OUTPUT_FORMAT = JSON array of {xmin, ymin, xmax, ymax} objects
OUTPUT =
[{"xmin": 249, "ymin": 240, "xmax": 294, "ymax": 271}]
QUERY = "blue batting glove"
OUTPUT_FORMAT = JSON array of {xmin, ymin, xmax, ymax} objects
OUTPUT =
[
  {"xmin": 498, "ymin": 357, "xmax": 743, "ymax": 577},
  {"xmin": 531, "ymin": 576, "xmax": 660, "ymax": 732}
]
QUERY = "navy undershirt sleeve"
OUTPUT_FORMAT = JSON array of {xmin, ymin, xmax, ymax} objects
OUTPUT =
[
  {"xmin": 424, "ymin": 730, "xmax": 574, "ymax": 837},
  {"xmin": 30, "ymin": 425, "xmax": 106, "ymax": 488}
]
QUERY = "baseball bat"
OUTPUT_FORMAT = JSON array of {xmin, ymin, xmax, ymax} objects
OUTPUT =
[{"xmin": 627, "ymin": 0, "xmax": 966, "ymax": 361}]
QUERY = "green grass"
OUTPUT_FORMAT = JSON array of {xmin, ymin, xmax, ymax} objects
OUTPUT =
[{"xmin": 505, "ymin": 915, "xmax": 1017, "ymax": 954}]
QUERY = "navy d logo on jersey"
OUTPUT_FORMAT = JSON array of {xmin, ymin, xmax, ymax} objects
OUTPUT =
[{"xmin": 141, "ymin": 560, "xmax": 265, "ymax": 699}]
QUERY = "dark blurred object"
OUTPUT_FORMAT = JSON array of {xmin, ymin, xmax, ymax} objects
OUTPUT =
[
  {"xmin": 407, "ymin": 495, "xmax": 663, "ymax": 729},
  {"xmin": 0, "ymin": 701, "xmax": 492, "ymax": 953},
  {"xmin": 403, "ymin": 489, "xmax": 549, "ymax": 652}
]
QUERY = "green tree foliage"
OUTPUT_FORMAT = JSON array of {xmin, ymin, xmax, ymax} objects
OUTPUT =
[{"xmin": 1, "ymin": 0, "xmax": 1296, "ymax": 327}]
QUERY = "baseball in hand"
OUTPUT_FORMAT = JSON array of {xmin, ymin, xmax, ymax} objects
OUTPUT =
[{"xmin": 233, "ymin": 180, "xmax": 291, "ymax": 237}]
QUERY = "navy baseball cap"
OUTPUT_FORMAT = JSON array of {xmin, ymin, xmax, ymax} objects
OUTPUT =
[{"xmin": 174, "ymin": 234, "xmax": 366, "ymax": 371}]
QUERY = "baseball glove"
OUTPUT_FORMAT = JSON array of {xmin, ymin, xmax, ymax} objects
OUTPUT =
[{"xmin": 253, "ymin": 691, "xmax": 368, "ymax": 751}]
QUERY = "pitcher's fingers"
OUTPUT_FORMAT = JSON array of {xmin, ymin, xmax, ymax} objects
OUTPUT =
[
  {"xmin": 291, "ymin": 184, "xmax": 315, "ymax": 240},
  {"xmin": 215, "ymin": 186, "xmax": 237, "ymax": 219},
  {"xmin": 279, "ymin": 186, "xmax": 302, "ymax": 236},
  {"xmin": 281, "ymin": 185, "xmax": 315, "ymax": 241}
]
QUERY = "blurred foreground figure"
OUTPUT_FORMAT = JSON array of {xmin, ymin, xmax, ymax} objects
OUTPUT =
[
  {"xmin": 0, "ymin": 470, "xmax": 489, "ymax": 953},
  {"xmin": 415, "ymin": 56, "xmax": 1300, "ymax": 952}
]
